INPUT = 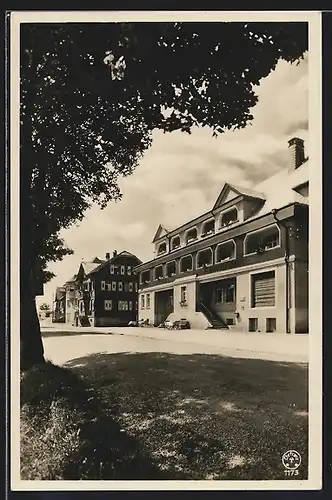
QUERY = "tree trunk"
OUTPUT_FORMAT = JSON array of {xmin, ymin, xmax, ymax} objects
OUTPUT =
[{"xmin": 20, "ymin": 267, "xmax": 45, "ymax": 371}]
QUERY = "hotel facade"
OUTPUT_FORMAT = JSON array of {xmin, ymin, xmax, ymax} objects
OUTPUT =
[{"xmin": 134, "ymin": 138, "xmax": 309, "ymax": 334}]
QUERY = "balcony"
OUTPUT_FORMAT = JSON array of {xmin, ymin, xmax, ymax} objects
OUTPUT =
[
  {"xmin": 170, "ymin": 235, "xmax": 181, "ymax": 251},
  {"xmin": 154, "ymin": 265, "xmax": 164, "ymax": 281},
  {"xmin": 185, "ymin": 228, "xmax": 198, "ymax": 245},
  {"xmin": 201, "ymin": 219, "xmax": 215, "ymax": 238}
]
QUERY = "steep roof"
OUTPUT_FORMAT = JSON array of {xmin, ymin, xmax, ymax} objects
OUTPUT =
[
  {"xmin": 81, "ymin": 261, "xmax": 103, "ymax": 275},
  {"xmin": 212, "ymin": 182, "xmax": 266, "ymax": 211},
  {"xmin": 152, "ymin": 224, "xmax": 171, "ymax": 243},
  {"xmin": 86, "ymin": 250, "xmax": 142, "ymax": 276}
]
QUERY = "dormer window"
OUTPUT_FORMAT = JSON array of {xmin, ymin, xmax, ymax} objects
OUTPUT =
[
  {"xmin": 201, "ymin": 219, "xmax": 215, "ymax": 237},
  {"xmin": 171, "ymin": 236, "xmax": 181, "ymax": 251},
  {"xmin": 185, "ymin": 228, "xmax": 198, "ymax": 245},
  {"xmin": 157, "ymin": 242, "xmax": 167, "ymax": 255},
  {"xmin": 166, "ymin": 260, "xmax": 177, "ymax": 277},
  {"xmin": 197, "ymin": 248, "xmax": 213, "ymax": 268},
  {"xmin": 244, "ymin": 225, "xmax": 280, "ymax": 256},
  {"xmin": 180, "ymin": 255, "xmax": 193, "ymax": 273},
  {"xmin": 220, "ymin": 208, "xmax": 238, "ymax": 229},
  {"xmin": 155, "ymin": 265, "xmax": 164, "ymax": 280}
]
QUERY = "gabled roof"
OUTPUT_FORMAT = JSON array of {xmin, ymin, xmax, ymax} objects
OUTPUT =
[
  {"xmin": 212, "ymin": 182, "xmax": 266, "ymax": 211},
  {"xmin": 152, "ymin": 224, "xmax": 170, "ymax": 243},
  {"xmin": 81, "ymin": 261, "xmax": 102, "ymax": 275},
  {"xmin": 86, "ymin": 250, "xmax": 142, "ymax": 276}
]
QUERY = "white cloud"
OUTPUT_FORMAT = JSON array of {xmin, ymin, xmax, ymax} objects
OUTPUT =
[{"xmin": 38, "ymin": 54, "xmax": 308, "ymax": 307}]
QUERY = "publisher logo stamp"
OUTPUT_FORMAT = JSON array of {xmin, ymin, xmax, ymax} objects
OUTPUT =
[{"xmin": 282, "ymin": 450, "xmax": 301, "ymax": 475}]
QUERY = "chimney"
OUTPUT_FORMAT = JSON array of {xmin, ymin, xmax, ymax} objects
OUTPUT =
[
  {"xmin": 113, "ymin": 250, "xmax": 117, "ymax": 257},
  {"xmin": 288, "ymin": 137, "xmax": 305, "ymax": 170},
  {"xmin": 105, "ymin": 252, "xmax": 110, "ymax": 260}
]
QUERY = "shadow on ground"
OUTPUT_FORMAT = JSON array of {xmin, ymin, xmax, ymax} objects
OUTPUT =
[
  {"xmin": 64, "ymin": 352, "xmax": 308, "ymax": 480},
  {"xmin": 20, "ymin": 361, "xmax": 168, "ymax": 480},
  {"xmin": 41, "ymin": 330, "xmax": 113, "ymax": 338}
]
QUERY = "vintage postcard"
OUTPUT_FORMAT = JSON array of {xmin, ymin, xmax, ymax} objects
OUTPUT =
[{"xmin": 9, "ymin": 10, "xmax": 322, "ymax": 492}]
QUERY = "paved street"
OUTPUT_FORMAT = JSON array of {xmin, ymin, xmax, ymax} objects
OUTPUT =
[{"xmin": 41, "ymin": 321, "xmax": 308, "ymax": 365}]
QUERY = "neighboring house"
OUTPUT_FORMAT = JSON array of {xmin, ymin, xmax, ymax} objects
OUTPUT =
[
  {"xmin": 78, "ymin": 250, "xmax": 142, "ymax": 327},
  {"xmin": 52, "ymin": 286, "xmax": 66, "ymax": 323},
  {"xmin": 134, "ymin": 137, "xmax": 309, "ymax": 334},
  {"xmin": 64, "ymin": 274, "xmax": 80, "ymax": 325}
]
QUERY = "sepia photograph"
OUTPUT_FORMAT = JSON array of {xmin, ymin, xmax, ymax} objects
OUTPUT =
[{"xmin": 9, "ymin": 10, "xmax": 322, "ymax": 491}]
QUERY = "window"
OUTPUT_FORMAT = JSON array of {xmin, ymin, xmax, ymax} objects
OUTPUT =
[
  {"xmin": 251, "ymin": 271, "xmax": 276, "ymax": 308},
  {"xmin": 249, "ymin": 318, "xmax": 258, "ymax": 332},
  {"xmin": 266, "ymin": 318, "xmax": 277, "ymax": 333},
  {"xmin": 118, "ymin": 282, "xmax": 123, "ymax": 292},
  {"xmin": 171, "ymin": 236, "xmax": 181, "ymax": 250},
  {"xmin": 215, "ymin": 241, "xmax": 236, "ymax": 263},
  {"xmin": 127, "ymin": 266, "xmax": 132, "ymax": 275},
  {"xmin": 245, "ymin": 225, "xmax": 280, "ymax": 255},
  {"xmin": 101, "ymin": 281, "xmax": 106, "ymax": 291},
  {"xmin": 124, "ymin": 283, "xmax": 129, "ymax": 292},
  {"xmin": 118, "ymin": 300, "xmax": 129, "ymax": 311},
  {"xmin": 197, "ymin": 248, "xmax": 213, "ymax": 268},
  {"xmin": 89, "ymin": 299, "xmax": 94, "ymax": 313},
  {"xmin": 141, "ymin": 295, "xmax": 145, "ymax": 309},
  {"xmin": 104, "ymin": 300, "xmax": 113, "ymax": 311},
  {"xmin": 112, "ymin": 281, "xmax": 116, "ymax": 291},
  {"xmin": 110, "ymin": 265, "xmax": 115, "ymax": 274},
  {"xmin": 216, "ymin": 282, "xmax": 235, "ymax": 303},
  {"xmin": 201, "ymin": 219, "xmax": 215, "ymax": 237},
  {"xmin": 180, "ymin": 286, "xmax": 187, "ymax": 303},
  {"xmin": 121, "ymin": 265, "xmax": 125, "ymax": 275},
  {"xmin": 129, "ymin": 301, "xmax": 133, "ymax": 311},
  {"xmin": 220, "ymin": 208, "xmax": 238, "ymax": 228},
  {"xmin": 107, "ymin": 282, "xmax": 112, "ymax": 291},
  {"xmin": 146, "ymin": 293, "xmax": 151, "ymax": 309},
  {"xmin": 185, "ymin": 227, "xmax": 198, "ymax": 245},
  {"xmin": 180, "ymin": 255, "xmax": 193, "ymax": 273},
  {"xmin": 158, "ymin": 242, "xmax": 167, "ymax": 255},
  {"xmin": 141, "ymin": 270, "xmax": 151, "ymax": 283},
  {"xmin": 155, "ymin": 265, "xmax": 164, "ymax": 280},
  {"xmin": 166, "ymin": 261, "xmax": 177, "ymax": 277},
  {"xmin": 129, "ymin": 282, "xmax": 133, "ymax": 292}
]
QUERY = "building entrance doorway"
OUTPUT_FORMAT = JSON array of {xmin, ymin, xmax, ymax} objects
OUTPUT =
[
  {"xmin": 155, "ymin": 289, "xmax": 174, "ymax": 326},
  {"xmin": 198, "ymin": 277, "xmax": 237, "ymax": 327}
]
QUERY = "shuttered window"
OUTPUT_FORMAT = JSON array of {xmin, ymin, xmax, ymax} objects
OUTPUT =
[{"xmin": 251, "ymin": 271, "xmax": 275, "ymax": 308}]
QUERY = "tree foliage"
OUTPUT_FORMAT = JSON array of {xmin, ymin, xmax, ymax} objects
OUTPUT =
[
  {"xmin": 19, "ymin": 21, "xmax": 307, "ymax": 369},
  {"xmin": 21, "ymin": 21, "xmax": 307, "ymax": 275}
]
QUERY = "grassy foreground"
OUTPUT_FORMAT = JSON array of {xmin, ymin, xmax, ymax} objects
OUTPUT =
[
  {"xmin": 20, "ymin": 361, "xmax": 167, "ymax": 480},
  {"xmin": 65, "ymin": 352, "xmax": 308, "ymax": 480},
  {"xmin": 21, "ymin": 353, "xmax": 308, "ymax": 480}
]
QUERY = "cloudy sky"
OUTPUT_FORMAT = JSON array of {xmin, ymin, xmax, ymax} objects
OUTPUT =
[{"xmin": 38, "ymin": 53, "xmax": 308, "ymax": 307}]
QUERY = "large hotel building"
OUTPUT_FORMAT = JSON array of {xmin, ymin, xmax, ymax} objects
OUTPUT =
[{"xmin": 134, "ymin": 137, "xmax": 309, "ymax": 334}]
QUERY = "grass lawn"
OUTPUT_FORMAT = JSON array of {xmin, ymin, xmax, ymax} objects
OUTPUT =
[{"xmin": 64, "ymin": 352, "xmax": 308, "ymax": 480}]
